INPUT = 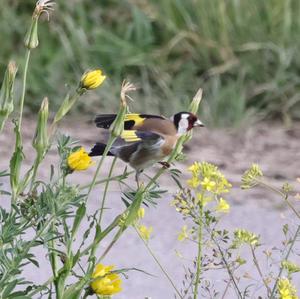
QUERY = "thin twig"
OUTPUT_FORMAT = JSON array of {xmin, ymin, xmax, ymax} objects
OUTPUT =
[
  {"xmin": 134, "ymin": 225, "xmax": 183, "ymax": 299},
  {"xmin": 269, "ymin": 225, "xmax": 300, "ymax": 298},
  {"xmin": 250, "ymin": 245, "xmax": 272, "ymax": 296}
]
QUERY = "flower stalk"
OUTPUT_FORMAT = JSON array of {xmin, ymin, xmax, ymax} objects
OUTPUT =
[
  {"xmin": 194, "ymin": 193, "xmax": 204, "ymax": 299},
  {"xmin": 0, "ymin": 61, "xmax": 18, "ymax": 132}
]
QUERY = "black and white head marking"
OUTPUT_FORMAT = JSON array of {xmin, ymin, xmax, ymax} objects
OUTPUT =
[{"xmin": 171, "ymin": 112, "xmax": 204, "ymax": 135}]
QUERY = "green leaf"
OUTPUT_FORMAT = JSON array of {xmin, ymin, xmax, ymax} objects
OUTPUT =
[{"xmin": 71, "ymin": 203, "xmax": 86, "ymax": 239}]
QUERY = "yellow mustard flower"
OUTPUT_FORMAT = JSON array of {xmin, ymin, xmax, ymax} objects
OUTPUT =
[
  {"xmin": 277, "ymin": 278, "xmax": 298, "ymax": 299},
  {"xmin": 201, "ymin": 177, "xmax": 216, "ymax": 191},
  {"xmin": 196, "ymin": 193, "xmax": 213, "ymax": 206},
  {"xmin": 215, "ymin": 198, "xmax": 230, "ymax": 213},
  {"xmin": 80, "ymin": 69, "xmax": 106, "ymax": 90},
  {"xmin": 178, "ymin": 225, "xmax": 190, "ymax": 242},
  {"xmin": 67, "ymin": 147, "xmax": 94, "ymax": 171},
  {"xmin": 138, "ymin": 224, "xmax": 153, "ymax": 241},
  {"xmin": 188, "ymin": 162, "xmax": 201, "ymax": 175},
  {"xmin": 137, "ymin": 207, "xmax": 145, "ymax": 219},
  {"xmin": 232, "ymin": 229, "xmax": 259, "ymax": 248},
  {"xmin": 281, "ymin": 260, "xmax": 300, "ymax": 275},
  {"xmin": 187, "ymin": 176, "xmax": 200, "ymax": 189},
  {"xmin": 91, "ymin": 264, "xmax": 122, "ymax": 296}
]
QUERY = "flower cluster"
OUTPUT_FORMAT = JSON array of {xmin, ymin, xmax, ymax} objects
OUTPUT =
[
  {"xmin": 187, "ymin": 162, "xmax": 232, "ymax": 195},
  {"xmin": 90, "ymin": 264, "xmax": 122, "ymax": 296},
  {"xmin": 277, "ymin": 278, "xmax": 298, "ymax": 299},
  {"xmin": 174, "ymin": 162, "xmax": 232, "ymax": 216},
  {"xmin": 241, "ymin": 164, "xmax": 263, "ymax": 189},
  {"xmin": 281, "ymin": 260, "xmax": 300, "ymax": 275},
  {"xmin": 231, "ymin": 229, "xmax": 260, "ymax": 249},
  {"xmin": 171, "ymin": 188, "xmax": 198, "ymax": 217},
  {"xmin": 136, "ymin": 207, "xmax": 153, "ymax": 241}
]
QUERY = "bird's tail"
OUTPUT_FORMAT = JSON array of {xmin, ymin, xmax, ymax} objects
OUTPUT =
[{"xmin": 89, "ymin": 142, "xmax": 114, "ymax": 157}]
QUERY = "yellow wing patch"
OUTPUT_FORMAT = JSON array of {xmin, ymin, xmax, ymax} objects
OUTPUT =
[
  {"xmin": 124, "ymin": 114, "xmax": 145, "ymax": 126},
  {"xmin": 121, "ymin": 130, "xmax": 141, "ymax": 142}
]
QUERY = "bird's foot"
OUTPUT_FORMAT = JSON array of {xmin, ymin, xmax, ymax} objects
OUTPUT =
[{"xmin": 158, "ymin": 161, "xmax": 170, "ymax": 169}]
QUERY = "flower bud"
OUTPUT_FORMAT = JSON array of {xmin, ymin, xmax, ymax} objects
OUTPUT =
[
  {"xmin": 110, "ymin": 81, "xmax": 136, "ymax": 138},
  {"xmin": 24, "ymin": 17, "xmax": 39, "ymax": 49},
  {"xmin": 189, "ymin": 88, "xmax": 203, "ymax": 114},
  {"xmin": 32, "ymin": 97, "xmax": 49, "ymax": 158},
  {"xmin": 24, "ymin": 0, "xmax": 55, "ymax": 49},
  {"xmin": 0, "ymin": 61, "xmax": 18, "ymax": 131},
  {"xmin": 67, "ymin": 147, "xmax": 94, "ymax": 171},
  {"xmin": 79, "ymin": 69, "xmax": 106, "ymax": 90}
]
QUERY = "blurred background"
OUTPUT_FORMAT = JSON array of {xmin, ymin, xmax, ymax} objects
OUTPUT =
[{"xmin": 1, "ymin": 0, "xmax": 300, "ymax": 127}]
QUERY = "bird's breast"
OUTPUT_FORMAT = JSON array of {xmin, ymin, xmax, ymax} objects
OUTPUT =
[{"xmin": 161, "ymin": 135, "xmax": 178, "ymax": 155}]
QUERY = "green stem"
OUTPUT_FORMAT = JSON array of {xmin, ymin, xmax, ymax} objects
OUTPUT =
[
  {"xmin": 29, "ymin": 154, "xmax": 42, "ymax": 191},
  {"xmin": 80, "ymin": 171, "xmax": 134, "ymax": 190},
  {"xmin": 134, "ymin": 225, "xmax": 183, "ymax": 299},
  {"xmin": 99, "ymin": 157, "xmax": 117, "ymax": 225},
  {"xmin": 97, "ymin": 227, "xmax": 124, "ymax": 263},
  {"xmin": 80, "ymin": 215, "xmax": 122, "ymax": 258},
  {"xmin": 86, "ymin": 137, "xmax": 116, "ymax": 200},
  {"xmin": 205, "ymin": 226, "xmax": 243, "ymax": 298},
  {"xmin": 269, "ymin": 225, "xmax": 300, "ymax": 298},
  {"xmin": 255, "ymin": 179, "xmax": 300, "ymax": 219},
  {"xmin": 49, "ymin": 222, "xmax": 59, "ymax": 296},
  {"xmin": 18, "ymin": 49, "xmax": 31, "ymax": 131},
  {"xmin": 193, "ymin": 199, "xmax": 204, "ymax": 299}
]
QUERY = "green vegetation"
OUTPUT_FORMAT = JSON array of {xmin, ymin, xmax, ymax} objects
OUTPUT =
[{"xmin": 1, "ymin": 0, "xmax": 300, "ymax": 126}]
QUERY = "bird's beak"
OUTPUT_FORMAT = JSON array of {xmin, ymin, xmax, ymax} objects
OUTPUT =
[{"xmin": 193, "ymin": 119, "xmax": 205, "ymax": 127}]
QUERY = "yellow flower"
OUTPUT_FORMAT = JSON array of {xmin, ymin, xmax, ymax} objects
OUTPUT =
[
  {"xmin": 215, "ymin": 198, "xmax": 230, "ymax": 213},
  {"xmin": 277, "ymin": 278, "xmax": 298, "ymax": 299},
  {"xmin": 187, "ymin": 176, "xmax": 200, "ymax": 189},
  {"xmin": 138, "ymin": 224, "xmax": 153, "ymax": 241},
  {"xmin": 67, "ymin": 147, "xmax": 94, "ymax": 171},
  {"xmin": 201, "ymin": 177, "xmax": 216, "ymax": 191},
  {"xmin": 178, "ymin": 225, "xmax": 190, "ymax": 242},
  {"xmin": 80, "ymin": 69, "xmax": 106, "ymax": 90},
  {"xmin": 188, "ymin": 162, "xmax": 201, "ymax": 175},
  {"xmin": 232, "ymin": 229, "xmax": 260, "ymax": 248},
  {"xmin": 91, "ymin": 264, "xmax": 122, "ymax": 296},
  {"xmin": 196, "ymin": 193, "xmax": 213, "ymax": 206},
  {"xmin": 137, "ymin": 207, "xmax": 145, "ymax": 219}
]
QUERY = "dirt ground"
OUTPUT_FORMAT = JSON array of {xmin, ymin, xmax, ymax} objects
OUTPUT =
[
  {"xmin": 2, "ymin": 117, "xmax": 299, "ymax": 195},
  {"xmin": 1, "ymin": 118, "xmax": 300, "ymax": 298}
]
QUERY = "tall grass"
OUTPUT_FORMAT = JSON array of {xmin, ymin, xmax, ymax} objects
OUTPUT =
[{"xmin": 1, "ymin": 0, "xmax": 300, "ymax": 126}]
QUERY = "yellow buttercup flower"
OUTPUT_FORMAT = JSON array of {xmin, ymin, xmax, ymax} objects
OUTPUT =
[
  {"xmin": 91, "ymin": 264, "xmax": 122, "ymax": 296},
  {"xmin": 277, "ymin": 278, "xmax": 298, "ymax": 299},
  {"xmin": 138, "ymin": 224, "xmax": 153, "ymax": 241},
  {"xmin": 67, "ymin": 147, "xmax": 94, "ymax": 171},
  {"xmin": 80, "ymin": 69, "xmax": 106, "ymax": 90},
  {"xmin": 215, "ymin": 198, "xmax": 230, "ymax": 213}
]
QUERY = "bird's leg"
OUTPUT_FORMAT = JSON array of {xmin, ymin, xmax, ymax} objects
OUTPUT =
[
  {"xmin": 135, "ymin": 170, "xmax": 143, "ymax": 188},
  {"xmin": 158, "ymin": 161, "xmax": 171, "ymax": 169}
]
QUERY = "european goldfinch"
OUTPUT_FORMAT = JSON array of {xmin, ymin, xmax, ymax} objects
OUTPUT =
[{"xmin": 89, "ymin": 112, "xmax": 204, "ymax": 184}]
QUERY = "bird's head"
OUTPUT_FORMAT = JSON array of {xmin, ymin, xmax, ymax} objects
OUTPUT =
[{"xmin": 170, "ymin": 112, "xmax": 204, "ymax": 135}]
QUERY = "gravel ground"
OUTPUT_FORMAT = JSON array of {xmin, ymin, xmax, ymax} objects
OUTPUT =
[{"xmin": 1, "ymin": 118, "xmax": 300, "ymax": 298}]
